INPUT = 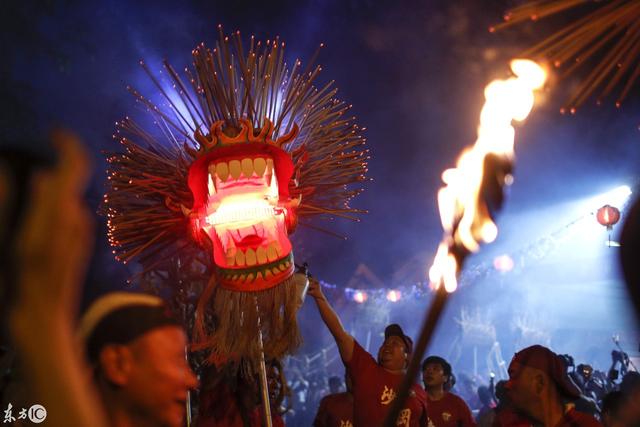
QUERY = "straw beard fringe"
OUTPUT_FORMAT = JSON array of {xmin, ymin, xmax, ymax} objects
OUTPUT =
[{"xmin": 193, "ymin": 273, "xmax": 302, "ymax": 370}]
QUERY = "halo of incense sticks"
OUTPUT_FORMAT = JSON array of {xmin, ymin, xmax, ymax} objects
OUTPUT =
[
  {"xmin": 102, "ymin": 26, "xmax": 368, "ymax": 273},
  {"xmin": 492, "ymin": 0, "xmax": 640, "ymax": 112}
]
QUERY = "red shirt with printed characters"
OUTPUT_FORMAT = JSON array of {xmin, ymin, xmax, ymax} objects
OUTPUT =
[
  {"xmin": 426, "ymin": 392, "xmax": 476, "ymax": 427},
  {"xmin": 313, "ymin": 392, "xmax": 355, "ymax": 427},
  {"xmin": 345, "ymin": 341, "xmax": 428, "ymax": 427}
]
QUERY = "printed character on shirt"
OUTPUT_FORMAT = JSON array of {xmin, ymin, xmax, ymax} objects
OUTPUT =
[{"xmin": 347, "ymin": 341, "xmax": 428, "ymax": 427}]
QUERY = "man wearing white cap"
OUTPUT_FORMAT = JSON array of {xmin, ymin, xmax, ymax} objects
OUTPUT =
[{"xmin": 79, "ymin": 292, "xmax": 199, "ymax": 427}]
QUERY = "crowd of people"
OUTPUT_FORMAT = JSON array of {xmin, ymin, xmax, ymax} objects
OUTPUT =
[
  {"xmin": 301, "ymin": 279, "xmax": 640, "ymax": 427},
  {"xmin": 279, "ymin": 337, "xmax": 640, "ymax": 426},
  {"xmin": 1, "ymin": 135, "xmax": 640, "ymax": 427}
]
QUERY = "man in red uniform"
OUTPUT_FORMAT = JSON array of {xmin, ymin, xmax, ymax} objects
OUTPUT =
[
  {"xmin": 314, "ymin": 373, "xmax": 355, "ymax": 427},
  {"xmin": 421, "ymin": 356, "xmax": 476, "ymax": 427},
  {"xmin": 506, "ymin": 345, "xmax": 602, "ymax": 427},
  {"xmin": 308, "ymin": 279, "xmax": 428, "ymax": 427}
]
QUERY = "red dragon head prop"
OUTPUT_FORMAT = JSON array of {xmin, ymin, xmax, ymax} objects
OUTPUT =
[
  {"xmin": 186, "ymin": 118, "xmax": 300, "ymax": 291},
  {"xmin": 103, "ymin": 28, "xmax": 368, "ymax": 367}
]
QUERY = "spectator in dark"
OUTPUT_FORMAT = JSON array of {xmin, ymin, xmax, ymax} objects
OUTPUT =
[
  {"xmin": 619, "ymin": 371, "xmax": 640, "ymax": 397},
  {"xmin": 615, "ymin": 371, "xmax": 640, "ymax": 427},
  {"xmin": 79, "ymin": 292, "xmax": 199, "ymax": 427},
  {"xmin": 328, "ymin": 376, "xmax": 344, "ymax": 395},
  {"xmin": 475, "ymin": 385, "xmax": 496, "ymax": 426},
  {"xmin": 307, "ymin": 278, "xmax": 428, "ymax": 427},
  {"xmin": 249, "ymin": 358, "xmax": 289, "ymax": 427},
  {"xmin": 313, "ymin": 373, "xmax": 354, "ymax": 427},
  {"xmin": 455, "ymin": 372, "xmax": 482, "ymax": 411},
  {"xmin": 572, "ymin": 363, "xmax": 609, "ymax": 406},
  {"xmin": 196, "ymin": 364, "xmax": 260, "ymax": 427},
  {"xmin": 505, "ymin": 345, "xmax": 602, "ymax": 427},
  {"xmin": 421, "ymin": 356, "xmax": 476, "ymax": 427},
  {"xmin": 573, "ymin": 393, "xmax": 600, "ymax": 418},
  {"xmin": 196, "ymin": 358, "xmax": 287, "ymax": 427},
  {"xmin": 565, "ymin": 361, "xmax": 600, "ymax": 417},
  {"xmin": 600, "ymin": 391, "xmax": 624, "ymax": 427},
  {"xmin": 287, "ymin": 365, "xmax": 310, "ymax": 424}
]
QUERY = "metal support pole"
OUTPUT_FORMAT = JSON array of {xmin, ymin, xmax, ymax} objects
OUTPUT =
[
  {"xmin": 255, "ymin": 296, "xmax": 273, "ymax": 427},
  {"xmin": 185, "ymin": 387, "xmax": 192, "ymax": 427},
  {"xmin": 182, "ymin": 286, "xmax": 192, "ymax": 427},
  {"xmin": 183, "ymin": 344, "xmax": 192, "ymax": 426}
]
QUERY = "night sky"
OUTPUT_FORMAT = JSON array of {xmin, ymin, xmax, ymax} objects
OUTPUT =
[{"xmin": 3, "ymin": 0, "xmax": 639, "ymax": 367}]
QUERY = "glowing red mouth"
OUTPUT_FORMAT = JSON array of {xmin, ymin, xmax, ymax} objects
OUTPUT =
[
  {"xmin": 198, "ymin": 154, "xmax": 295, "ymax": 269},
  {"xmin": 235, "ymin": 234, "xmax": 266, "ymax": 250}
]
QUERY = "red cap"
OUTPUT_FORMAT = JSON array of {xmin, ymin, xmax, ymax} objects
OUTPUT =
[
  {"xmin": 510, "ymin": 345, "xmax": 581, "ymax": 399},
  {"xmin": 384, "ymin": 323, "xmax": 413, "ymax": 354}
]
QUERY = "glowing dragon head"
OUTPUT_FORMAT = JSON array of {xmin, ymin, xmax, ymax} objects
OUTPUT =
[
  {"xmin": 187, "ymin": 119, "xmax": 300, "ymax": 290},
  {"xmin": 104, "ymin": 29, "xmax": 368, "ymax": 366}
]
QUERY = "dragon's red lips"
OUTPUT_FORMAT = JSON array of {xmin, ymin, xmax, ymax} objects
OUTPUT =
[
  {"xmin": 218, "ymin": 179, "xmax": 265, "ymax": 191},
  {"xmin": 234, "ymin": 234, "xmax": 266, "ymax": 250}
]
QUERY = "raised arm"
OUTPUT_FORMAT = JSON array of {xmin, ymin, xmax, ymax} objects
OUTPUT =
[
  {"xmin": 9, "ymin": 132, "xmax": 108, "ymax": 427},
  {"xmin": 307, "ymin": 278, "xmax": 354, "ymax": 362}
]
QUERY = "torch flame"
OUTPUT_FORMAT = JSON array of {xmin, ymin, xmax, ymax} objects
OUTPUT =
[
  {"xmin": 429, "ymin": 59, "xmax": 547, "ymax": 293},
  {"xmin": 428, "ymin": 241, "xmax": 458, "ymax": 293}
]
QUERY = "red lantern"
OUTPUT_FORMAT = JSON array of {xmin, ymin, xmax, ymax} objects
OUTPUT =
[{"xmin": 596, "ymin": 204, "xmax": 621, "ymax": 229}]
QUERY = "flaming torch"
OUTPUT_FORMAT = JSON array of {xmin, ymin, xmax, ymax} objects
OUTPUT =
[
  {"xmin": 384, "ymin": 59, "xmax": 547, "ymax": 427},
  {"xmin": 429, "ymin": 59, "xmax": 547, "ymax": 292}
]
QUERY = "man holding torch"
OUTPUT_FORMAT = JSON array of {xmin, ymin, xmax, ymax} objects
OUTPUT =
[{"xmin": 307, "ymin": 279, "xmax": 428, "ymax": 427}]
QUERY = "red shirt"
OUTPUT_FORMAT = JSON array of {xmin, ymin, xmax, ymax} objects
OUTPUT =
[
  {"xmin": 553, "ymin": 408, "xmax": 602, "ymax": 427},
  {"xmin": 196, "ymin": 382, "xmax": 245, "ymax": 427},
  {"xmin": 491, "ymin": 406, "xmax": 602, "ymax": 427},
  {"xmin": 248, "ymin": 406, "xmax": 285, "ymax": 427},
  {"xmin": 196, "ymin": 383, "xmax": 284, "ymax": 427},
  {"xmin": 314, "ymin": 392, "xmax": 355, "ymax": 427},
  {"xmin": 346, "ymin": 341, "xmax": 428, "ymax": 427},
  {"xmin": 426, "ymin": 392, "xmax": 476, "ymax": 427},
  {"xmin": 491, "ymin": 406, "xmax": 534, "ymax": 427}
]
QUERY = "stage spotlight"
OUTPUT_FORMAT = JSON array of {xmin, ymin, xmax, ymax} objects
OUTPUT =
[
  {"xmin": 592, "ymin": 185, "xmax": 632, "ymax": 209},
  {"xmin": 606, "ymin": 185, "xmax": 632, "ymax": 206},
  {"xmin": 386, "ymin": 290, "xmax": 401, "ymax": 302},
  {"xmin": 493, "ymin": 254, "xmax": 514, "ymax": 272},
  {"xmin": 353, "ymin": 290, "xmax": 368, "ymax": 304}
]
